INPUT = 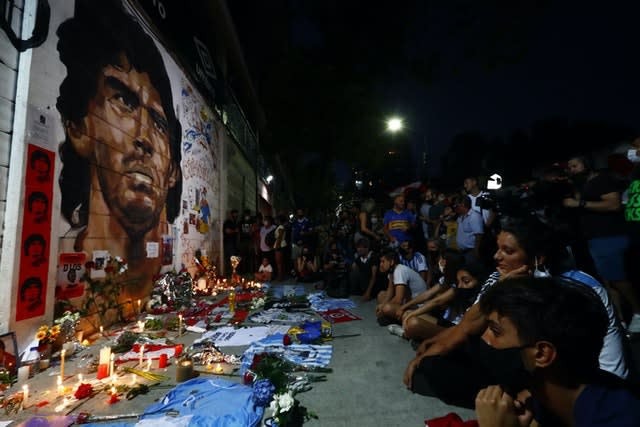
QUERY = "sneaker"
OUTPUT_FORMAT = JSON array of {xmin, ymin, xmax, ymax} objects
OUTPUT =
[
  {"xmin": 387, "ymin": 324, "xmax": 405, "ymax": 337},
  {"xmin": 627, "ymin": 314, "xmax": 640, "ymax": 333}
]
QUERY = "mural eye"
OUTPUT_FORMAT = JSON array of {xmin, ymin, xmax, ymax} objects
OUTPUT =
[{"xmin": 111, "ymin": 93, "xmax": 136, "ymax": 114}]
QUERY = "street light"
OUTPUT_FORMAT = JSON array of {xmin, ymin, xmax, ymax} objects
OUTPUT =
[{"xmin": 386, "ymin": 117, "xmax": 403, "ymax": 133}]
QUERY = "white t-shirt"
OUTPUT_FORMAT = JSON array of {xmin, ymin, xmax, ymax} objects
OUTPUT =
[
  {"xmin": 392, "ymin": 264, "xmax": 427, "ymax": 298},
  {"xmin": 258, "ymin": 264, "xmax": 273, "ymax": 273}
]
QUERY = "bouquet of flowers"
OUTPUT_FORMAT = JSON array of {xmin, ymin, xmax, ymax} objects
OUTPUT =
[
  {"xmin": 245, "ymin": 353, "xmax": 320, "ymax": 427},
  {"xmin": 35, "ymin": 324, "xmax": 60, "ymax": 346}
]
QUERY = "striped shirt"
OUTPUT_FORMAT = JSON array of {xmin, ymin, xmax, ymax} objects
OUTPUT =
[{"xmin": 400, "ymin": 251, "xmax": 428, "ymax": 273}]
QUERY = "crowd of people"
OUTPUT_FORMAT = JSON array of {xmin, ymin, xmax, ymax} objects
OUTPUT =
[{"xmin": 220, "ymin": 140, "xmax": 640, "ymax": 425}]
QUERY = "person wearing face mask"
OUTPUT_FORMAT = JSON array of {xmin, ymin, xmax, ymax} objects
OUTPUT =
[
  {"xmin": 475, "ymin": 277, "xmax": 640, "ymax": 427},
  {"xmin": 403, "ymin": 218, "xmax": 628, "ymax": 407},
  {"xmin": 563, "ymin": 154, "xmax": 640, "ymax": 333},
  {"xmin": 391, "ymin": 253, "xmax": 477, "ymax": 341}
]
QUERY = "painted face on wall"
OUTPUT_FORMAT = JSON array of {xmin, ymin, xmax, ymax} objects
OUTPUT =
[{"xmin": 84, "ymin": 53, "xmax": 177, "ymax": 237}]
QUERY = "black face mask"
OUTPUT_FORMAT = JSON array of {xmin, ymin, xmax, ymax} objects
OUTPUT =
[
  {"xmin": 476, "ymin": 338, "xmax": 533, "ymax": 395},
  {"xmin": 455, "ymin": 287, "xmax": 480, "ymax": 301}
]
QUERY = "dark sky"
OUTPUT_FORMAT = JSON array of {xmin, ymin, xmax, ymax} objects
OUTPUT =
[
  {"xmin": 230, "ymin": 2, "xmax": 640, "ymax": 179},
  {"xmin": 382, "ymin": 1, "xmax": 640, "ymax": 173}
]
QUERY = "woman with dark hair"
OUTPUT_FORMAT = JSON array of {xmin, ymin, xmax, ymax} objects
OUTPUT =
[{"xmin": 402, "ymin": 218, "xmax": 628, "ymax": 408}]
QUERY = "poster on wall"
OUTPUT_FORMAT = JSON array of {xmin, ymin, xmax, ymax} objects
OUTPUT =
[
  {"xmin": 56, "ymin": 252, "xmax": 86, "ymax": 299},
  {"xmin": 16, "ymin": 145, "xmax": 55, "ymax": 321}
]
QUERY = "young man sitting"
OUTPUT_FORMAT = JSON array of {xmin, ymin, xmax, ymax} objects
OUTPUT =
[{"xmin": 475, "ymin": 276, "xmax": 640, "ymax": 427}]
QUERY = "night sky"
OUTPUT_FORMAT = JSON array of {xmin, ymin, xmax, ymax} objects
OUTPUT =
[{"xmin": 230, "ymin": 1, "xmax": 640, "ymax": 179}]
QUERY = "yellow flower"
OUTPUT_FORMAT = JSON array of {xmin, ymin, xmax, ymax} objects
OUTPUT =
[
  {"xmin": 35, "ymin": 331, "xmax": 46, "ymax": 341},
  {"xmin": 51, "ymin": 325, "xmax": 61, "ymax": 334},
  {"xmin": 38, "ymin": 325, "xmax": 48, "ymax": 332}
]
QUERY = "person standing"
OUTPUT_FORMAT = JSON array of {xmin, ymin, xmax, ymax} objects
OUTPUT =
[
  {"xmin": 383, "ymin": 195, "xmax": 415, "ymax": 247},
  {"xmin": 259, "ymin": 216, "xmax": 277, "ymax": 278},
  {"xmin": 564, "ymin": 154, "xmax": 640, "ymax": 332}
]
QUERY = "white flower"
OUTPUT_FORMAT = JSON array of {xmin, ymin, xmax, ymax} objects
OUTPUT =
[
  {"xmin": 278, "ymin": 392, "xmax": 295, "ymax": 413},
  {"xmin": 269, "ymin": 396, "xmax": 279, "ymax": 413}
]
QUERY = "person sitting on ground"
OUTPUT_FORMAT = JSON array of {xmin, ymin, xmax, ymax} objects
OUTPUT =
[
  {"xmin": 475, "ymin": 277, "xmax": 640, "ymax": 427},
  {"xmin": 376, "ymin": 249, "xmax": 427, "ymax": 325},
  {"xmin": 387, "ymin": 249, "xmax": 464, "ymax": 339},
  {"xmin": 350, "ymin": 237, "xmax": 386, "ymax": 301},
  {"xmin": 394, "ymin": 260, "xmax": 485, "ymax": 341},
  {"xmin": 295, "ymin": 245, "xmax": 321, "ymax": 283},
  {"xmin": 323, "ymin": 239, "xmax": 349, "ymax": 297},
  {"xmin": 254, "ymin": 257, "xmax": 273, "ymax": 282},
  {"xmin": 425, "ymin": 238, "xmax": 444, "ymax": 287},
  {"xmin": 403, "ymin": 218, "xmax": 629, "ymax": 408},
  {"xmin": 399, "ymin": 239, "xmax": 430, "ymax": 283}
]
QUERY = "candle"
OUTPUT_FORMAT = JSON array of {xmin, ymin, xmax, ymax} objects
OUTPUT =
[
  {"xmin": 57, "ymin": 376, "xmax": 64, "ymax": 396},
  {"xmin": 99, "ymin": 347, "xmax": 111, "ymax": 365},
  {"xmin": 60, "ymin": 349, "xmax": 66, "ymax": 379},
  {"xmin": 158, "ymin": 353, "xmax": 168, "ymax": 368},
  {"xmin": 77, "ymin": 373, "xmax": 83, "ymax": 384},
  {"xmin": 96, "ymin": 363, "xmax": 109, "ymax": 380},
  {"xmin": 175, "ymin": 360, "xmax": 193, "ymax": 383},
  {"xmin": 139, "ymin": 345, "xmax": 145, "ymax": 367},
  {"xmin": 17, "ymin": 366, "xmax": 29, "ymax": 384},
  {"xmin": 214, "ymin": 363, "xmax": 223, "ymax": 374},
  {"xmin": 137, "ymin": 320, "xmax": 145, "ymax": 333},
  {"xmin": 81, "ymin": 339, "xmax": 90, "ymax": 347},
  {"xmin": 109, "ymin": 353, "xmax": 115, "ymax": 377},
  {"xmin": 22, "ymin": 385, "xmax": 29, "ymax": 407},
  {"xmin": 99, "ymin": 325, "xmax": 104, "ymax": 336},
  {"xmin": 137, "ymin": 299, "xmax": 142, "ymax": 313},
  {"xmin": 178, "ymin": 314, "xmax": 183, "ymax": 337},
  {"xmin": 145, "ymin": 357, "xmax": 152, "ymax": 372},
  {"xmin": 54, "ymin": 397, "xmax": 70, "ymax": 413}
]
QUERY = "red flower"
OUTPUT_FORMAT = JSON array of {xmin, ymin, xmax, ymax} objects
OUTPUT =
[
  {"xmin": 74, "ymin": 383, "xmax": 93, "ymax": 400},
  {"xmin": 104, "ymin": 266, "xmax": 114, "ymax": 273},
  {"xmin": 283, "ymin": 334, "xmax": 292, "ymax": 346},
  {"xmin": 243, "ymin": 370, "xmax": 256, "ymax": 385},
  {"xmin": 250, "ymin": 353, "xmax": 267, "ymax": 370}
]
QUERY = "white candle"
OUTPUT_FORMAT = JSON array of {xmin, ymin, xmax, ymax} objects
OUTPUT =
[
  {"xmin": 178, "ymin": 314, "xmax": 183, "ymax": 337},
  {"xmin": 139, "ymin": 345, "xmax": 145, "ymax": 367},
  {"xmin": 54, "ymin": 397, "xmax": 70, "ymax": 413},
  {"xmin": 99, "ymin": 347, "xmax": 111, "ymax": 365},
  {"xmin": 99, "ymin": 325, "xmax": 104, "ymax": 336},
  {"xmin": 77, "ymin": 373, "xmax": 83, "ymax": 384},
  {"xmin": 22, "ymin": 384, "xmax": 28, "ymax": 407},
  {"xmin": 57, "ymin": 376, "xmax": 63, "ymax": 396},
  {"xmin": 109, "ymin": 353, "xmax": 115, "ymax": 377},
  {"xmin": 145, "ymin": 357, "xmax": 152, "ymax": 372},
  {"xmin": 137, "ymin": 320, "xmax": 145, "ymax": 333},
  {"xmin": 60, "ymin": 349, "xmax": 66, "ymax": 379},
  {"xmin": 137, "ymin": 299, "xmax": 142, "ymax": 313},
  {"xmin": 17, "ymin": 366, "xmax": 29, "ymax": 384}
]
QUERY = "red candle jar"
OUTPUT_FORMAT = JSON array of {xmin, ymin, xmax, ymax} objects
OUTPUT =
[
  {"xmin": 174, "ymin": 345, "xmax": 183, "ymax": 357},
  {"xmin": 158, "ymin": 353, "xmax": 168, "ymax": 368},
  {"xmin": 96, "ymin": 363, "xmax": 109, "ymax": 380}
]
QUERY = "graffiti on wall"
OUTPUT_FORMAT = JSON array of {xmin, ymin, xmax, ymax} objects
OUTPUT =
[
  {"xmin": 16, "ymin": 145, "xmax": 55, "ymax": 321},
  {"xmin": 45, "ymin": 0, "xmax": 220, "ymax": 307}
]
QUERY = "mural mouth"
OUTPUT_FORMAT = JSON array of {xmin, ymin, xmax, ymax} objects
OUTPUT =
[{"xmin": 127, "ymin": 169, "xmax": 154, "ymax": 186}]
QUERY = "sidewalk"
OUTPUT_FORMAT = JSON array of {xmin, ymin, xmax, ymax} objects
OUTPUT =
[{"xmin": 296, "ymin": 286, "xmax": 475, "ymax": 426}]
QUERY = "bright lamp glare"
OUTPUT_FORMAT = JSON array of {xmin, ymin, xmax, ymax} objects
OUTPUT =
[
  {"xmin": 386, "ymin": 118, "xmax": 403, "ymax": 132},
  {"xmin": 265, "ymin": 175, "xmax": 274, "ymax": 183}
]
